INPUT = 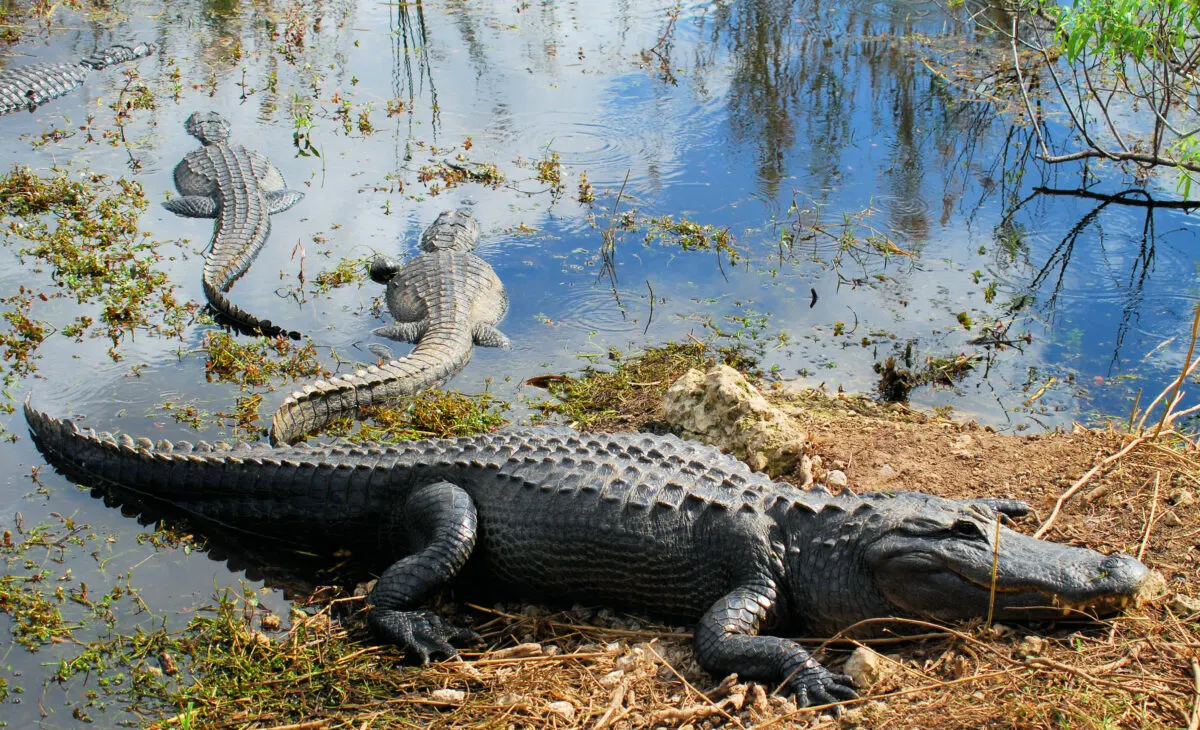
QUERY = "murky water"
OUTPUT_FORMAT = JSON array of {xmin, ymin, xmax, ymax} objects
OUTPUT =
[{"xmin": 1, "ymin": 0, "xmax": 1197, "ymax": 724}]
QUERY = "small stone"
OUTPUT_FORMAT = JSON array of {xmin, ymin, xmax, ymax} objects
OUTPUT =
[
  {"xmin": 987, "ymin": 623, "xmax": 1014, "ymax": 638},
  {"xmin": 547, "ymin": 701, "xmax": 575, "ymax": 721},
  {"xmin": 842, "ymin": 646, "xmax": 894, "ymax": 688},
  {"xmin": 878, "ymin": 464, "xmax": 901, "ymax": 481},
  {"xmin": 1170, "ymin": 489, "xmax": 1196, "ymax": 507},
  {"xmin": 1169, "ymin": 593, "xmax": 1200, "ymax": 618},
  {"xmin": 488, "ymin": 643, "xmax": 542, "ymax": 659},
  {"xmin": 496, "ymin": 693, "xmax": 523, "ymax": 707},
  {"xmin": 600, "ymin": 669, "xmax": 625, "ymax": 687},
  {"xmin": 430, "ymin": 688, "xmax": 465, "ymax": 704},
  {"xmin": 158, "ymin": 651, "xmax": 178, "ymax": 675},
  {"xmin": 827, "ymin": 470, "xmax": 848, "ymax": 488},
  {"xmin": 1017, "ymin": 635, "xmax": 1047, "ymax": 657}
]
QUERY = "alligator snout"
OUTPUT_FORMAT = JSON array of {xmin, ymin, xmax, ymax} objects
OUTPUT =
[{"xmin": 1096, "ymin": 552, "xmax": 1150, "ymax": 594}]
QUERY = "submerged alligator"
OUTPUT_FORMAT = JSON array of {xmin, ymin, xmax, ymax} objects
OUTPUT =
[
  {"xmin": 0, "ymin": 42, "xmax": 154, "ymax": 116},
  {"xmin": 25, "ymin": 402, "xmax": 1150, "ymax": 708},
  {"xmin": 165, "ymin": 111, "xmax": 305, "ymax": 339},
  {"xmin": 269, "ymin": 209, "xmax": 509, "ymax": 444}
]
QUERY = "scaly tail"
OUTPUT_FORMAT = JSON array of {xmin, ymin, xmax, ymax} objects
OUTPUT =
[
  {"xmin": 22, "ymin": 399, "xmax": 374, "ymax": 535},
  {"xmin": 202, "ymin": 277, "xmax": 301, "ymax": 340},
  {"xmin": 269, "ymin": 329, "xmax": 473, "ymax": 445}
]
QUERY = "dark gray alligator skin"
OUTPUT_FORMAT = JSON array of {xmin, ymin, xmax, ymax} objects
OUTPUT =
[
  {"xmin": 269, "ymin": 209, "xmax": 509, "ymax": 444},
  {"xmin": 0, "ymin": 42, "xmax": 153, "ymax": 116},
  {"xmin": 164, "ymin": 111, "xmax": 305, "ymax": 339},
  {"xmin": 25, "ymin": 402, "xmax": 1150, "ymax": 709}
]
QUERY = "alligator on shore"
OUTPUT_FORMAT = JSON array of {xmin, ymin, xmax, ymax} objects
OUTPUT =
[
  {"xmin": 269, "ymin": 209, "xmax": 509, "ymax": 444},
  {"xmin": 25, "ymin": 402, "xmax": 1150, "ymax": 709},
  {"xmin": 165, "ymin": 111, "xmax": 305, "ymax": 339},
  {"xmin": 0, "ymin": 42, "xmax": 154, "ymax": 116}
]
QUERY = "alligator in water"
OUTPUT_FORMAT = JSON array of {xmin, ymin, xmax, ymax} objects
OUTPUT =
[
  {"xmin": 269, "ymin": 209, "xmax": 509, "ymax": 444},
  {"xmin": 24, "ymin": 403, "xmax": 1150, "ymax": 709},
  {"xmin": 164, "ymin": 111, "xmax": 305, "ymax": 339},
  {"xmin": 0, "ymin": 42, "xmax": 154, "ymax": 116}
]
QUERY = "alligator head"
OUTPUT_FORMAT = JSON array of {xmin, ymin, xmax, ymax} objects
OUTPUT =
[
  {"xmin": 790, "ymin": 493, "xmax": 1150, "ymax": 633},
  {"xmin": 184, "ymin": 111, "xmax": 232, "ymax": 145},
  {"xmin": 418, "ymin": 209, "xmax": 479, "ymax": 252}
]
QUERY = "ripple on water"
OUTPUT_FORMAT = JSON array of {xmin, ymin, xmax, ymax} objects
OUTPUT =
[
  {"xmin": 873, "ymin": 194, "xmax": 934, "ymax": 247},
  {"xmin": 542, "ymin": 282, "xmax": 644, "ymax": 334},
  {"xmin": 491, "ymin": 90, "xmax": 724, "ymax": 194}
]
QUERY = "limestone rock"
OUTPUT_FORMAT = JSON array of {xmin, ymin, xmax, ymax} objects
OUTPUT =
[
  {"xmin": 842, "ymin": 646, "xmax": 895, "ymax": 689},
  {"xmin": 1169, "ymin": 593, "xmax": 1200, "ymax": 618},
  {"xmin": 429, "ymin": 688, "xmax": 465, "ymax": 704},
  {"xmin": 663, "ymin": 366, "xmax": 809, "ymax": 474},
  {"xmin": 547, "ymin": 701, "xmax": 575, "ymax": 721}
]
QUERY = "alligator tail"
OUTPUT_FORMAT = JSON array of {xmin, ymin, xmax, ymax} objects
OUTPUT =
[
  {"xmin": 23, "ymin": 398, "xmax": 270, "ymax": 507},
  {"xmin": 78, "ymin": 42, "xmax": 155, "ymax": 70},
  {"xmin": 201, "ymin": 277, "xmax": 301, "ymax": 340},
  {"xmin": 22, "ymin": 399, "xmax": 375, "ymax": 534},
  {"xmin": 269, "ymin": 329, "xmax": 473, "ymax": 445}
]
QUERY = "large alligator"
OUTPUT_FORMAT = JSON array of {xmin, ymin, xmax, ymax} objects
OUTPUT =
[
  {"xmin": 24, "ymin": 402, "xmax": 1150, "ymax": 708},
  {"xmin": 269, "ymin": 209, "xmax": 509, "ymax": 444},
  {"xmin": 0, "ymin": 42, "xmax": 154, "ymax": 116},
  {"xmin": 165, "ymin": 111, "xmax": 305, "ymax": 339}
]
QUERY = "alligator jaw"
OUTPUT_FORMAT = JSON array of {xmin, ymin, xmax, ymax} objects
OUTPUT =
[{"xmin": 866, "ymin": 507, "xmax": 1151, "ymax": 624}]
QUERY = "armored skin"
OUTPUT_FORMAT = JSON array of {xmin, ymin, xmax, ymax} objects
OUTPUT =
[
  {"xmin": 0, "ymin": 42, "xmax": 154, "ymax": 116},
  {"xmin": 164, "ymin": 111, "xmax": 305, "ymax": 339},
  {"xmin": 25, "ymin": 402, "xmax": 1150, "ymax": 709},
  {"xmin": 269, "ymin": 209, "xmax": 509, "ymax": 444}
]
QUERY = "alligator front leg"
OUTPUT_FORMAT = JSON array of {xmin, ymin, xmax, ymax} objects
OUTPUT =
[
  {"xmin": 369, "ymin": 480, "xmax": 481, "ymax": 663},
  {"xmin": 695, "ymin": 580, "xmax": 858, "ymax": 710},
  {"xmin": 369, "ymin": 254, "xmax": 402, "ymax": 283}
]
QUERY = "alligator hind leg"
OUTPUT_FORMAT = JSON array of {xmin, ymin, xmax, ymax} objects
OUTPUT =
[
  {"xmin": 472, "ymin": 322, "xmax": 511, "ymax": 349},
  {"xmin": 369, "ymin": 480, "xmax": 481, "ymax": 663},
  {"xmin": 264, "ymin": 189, "xmax": 305, "ymax": 214},
  {"xmin": 374, "ymin": 320, "xmax": 428, "ymax": 344},
  {"xmin": 163, "ymin": 195, "xmax": 218, "ymax": 218}
]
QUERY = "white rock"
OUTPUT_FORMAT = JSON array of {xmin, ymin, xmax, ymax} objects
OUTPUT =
[
  {"xmin": 827, "ymin": 470, "xmax": 848, "ymax": 488},
  {"xmin": 878, "ymin": 464, "xmax": 901, "ymax": 481},
  {"xmin": 547, "ymin": 701, "xmax": 575, "ymax": 721},
  {"xmin": 842, "ymin": 646, "xmax": 895, "ymax": 688},
  {"xmin": 1169, "ymin": 593, "xmax": 1200, "ymax": 617},
  {"xmin": 664, "ymin": 366, "xmax": 809, "ymax": 474},
  {"xmin": 430, "ymin": 688, "xmax": 465, "ymax": 704}
]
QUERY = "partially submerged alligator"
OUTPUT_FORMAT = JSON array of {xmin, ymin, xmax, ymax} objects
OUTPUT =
[
  {"xmin": 165, "ymin": 111, "xmax": 305, "ymax": 339},
  {"xmin": 25, "ymin": 402, "xmax": 1150, "ymax": 708},
  {"xmin": 0, "ymin": 42, "xmax": 154, "ymax": 116},
  {"xmin": 269, "ymin": 209, "xmax": 508, "ymax": 444}
]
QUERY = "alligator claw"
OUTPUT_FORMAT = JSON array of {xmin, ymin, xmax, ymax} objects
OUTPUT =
[
  {"xmin": 783, "ymin": 663, "xmax": 858, "ymax": 713},
  {"xmin": 370, "ymin": 608, "xmax": 481, "ymax": 664}
]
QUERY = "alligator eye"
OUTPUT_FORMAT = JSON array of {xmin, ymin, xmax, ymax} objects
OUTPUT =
[{"xmin": 950, "ymin": 520, "xmax": 985, "ymax": 540}]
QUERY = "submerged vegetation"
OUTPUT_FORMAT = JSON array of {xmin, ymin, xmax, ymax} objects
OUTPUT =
[
  {"xmin": 201, "ymin": 331, "xmax": 325, "ymax": 388},
  {"xmin": 0, "ymin": 166, "xmax": 194, "ymax": 415}
]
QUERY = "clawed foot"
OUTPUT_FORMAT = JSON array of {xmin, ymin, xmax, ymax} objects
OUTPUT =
[
  {"xmin": 782, "ymin": 659, "xmax": 858, "ymax": 713},
  {"xmin": 369, "ymin": 608, "xmax": 481, "ymax": 663}
]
